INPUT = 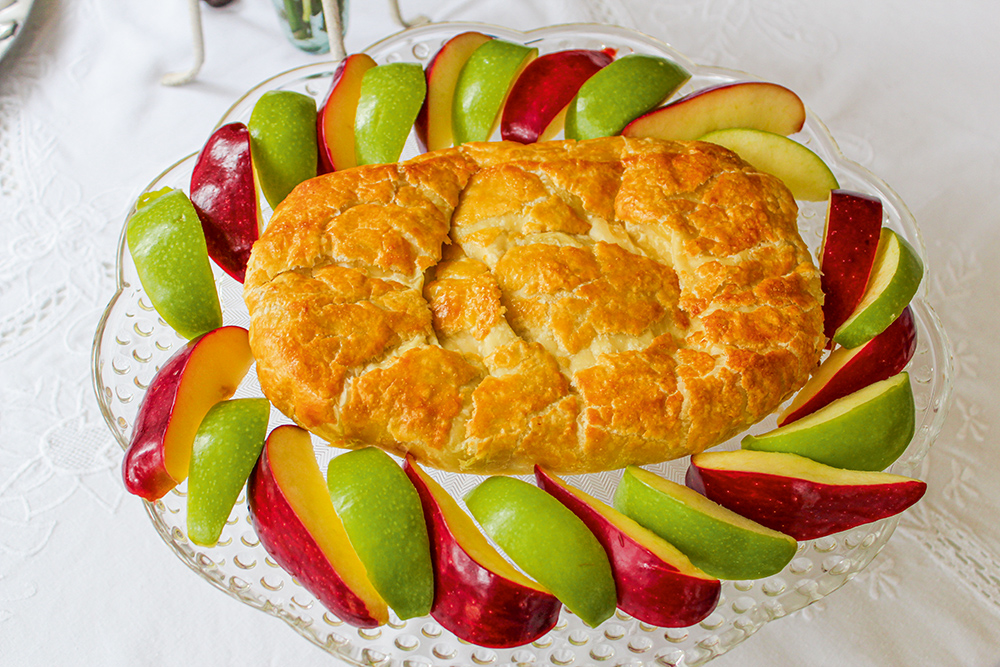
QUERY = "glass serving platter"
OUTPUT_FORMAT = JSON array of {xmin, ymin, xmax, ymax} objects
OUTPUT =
[{"xmin": 92, "ymin": 21, "xmax": 953, "ymax": 667}]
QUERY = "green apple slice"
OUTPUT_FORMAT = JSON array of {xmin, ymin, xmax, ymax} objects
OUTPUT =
[
  {"xmin": 565, "ymin": 54, "xmax": 690, "ymax": 140},
  {"xmin": 833, "ymin": 228, "xmax": 923, "ymax": 349},
  {"xmin": 698, "ymin": 127, "xmax": 839, "ymax": 201},
  {"xmin": 126, "ymin": 188, "xmax": 223, "ymax": 340},
  {"xmin": 248, "ymin": 90, "xmax": 318, "ymax": 209},
  {"xmin": 354, "ymin": 63, "xmax": 428, "ymax": 166},
  {"xmin": 186, "ymin": 398, "xmax": 270, "ymax": 546},
  {"xmin": 464, "ymin": 475, "xmax": 617, "ymax": 627},
  {"xmin": 743, "ymin": 372, "xmax": 915, "ymax": 472},
  {"xmin": 452, "ymin": 39, "xmax": 538, "ymax": 145},
  {"xmin": 613, "ymin": 466, "xmax": 797, "ymax": 580},
  {"xmin": 326, "ymin": 447, "xmax": 434, "ymax": 620}
]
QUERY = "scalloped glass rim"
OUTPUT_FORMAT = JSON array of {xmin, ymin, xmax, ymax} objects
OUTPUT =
[{"xmin": 92, "ymin": 21, "xmax": 954, "ymax": 667}]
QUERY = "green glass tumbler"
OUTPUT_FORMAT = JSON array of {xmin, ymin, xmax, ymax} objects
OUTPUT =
[{"xmin": 272, "ymin": 0, "xmax": 348, "ymax": 53}]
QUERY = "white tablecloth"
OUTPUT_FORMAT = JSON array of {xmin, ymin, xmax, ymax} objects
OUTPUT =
[{"xmin": 2, "ymin": 0, "xmax": 998, "ymax": 665}]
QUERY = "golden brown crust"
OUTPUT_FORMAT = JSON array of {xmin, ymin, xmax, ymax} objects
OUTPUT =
[{"xmin": 244, "ymin": 137, "xmax": 825, "ymax": 474}]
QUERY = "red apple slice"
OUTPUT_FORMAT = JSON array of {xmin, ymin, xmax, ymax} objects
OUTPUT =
[
  {"xmin": 820, "ymin": 190, "xmax": 883, "ymax": 340},
  {"xmin": 122, "ymin": 326, "xmax": 253, "ymax": 501},
  {"xmin": 248, "ymin": 425, "xmax": 389, "ymax": 627},
  {"xmin": 499, "ymin": 49, "xmax": 614, "ymax": 145},
  {"xmin": 317, "ymin": 53, "xmax": 378, "ymax": 173},
  {"xmin": 687, "ymin": 450, "xmax": 927, "ymax": 541},
  {"xmin": 622, "ymin": 81, "xmax": 806, "ymax": 141},
  {"xmin": 779, "ymin": 307, "xmax": 917, "ymax": 426},
  {"xmin": 535, "ymin": 467, "xmax": 720, "ymax": 628},
  {"xmin": 403, "ymin": 457, "xmax": 560, "ymax": 648},
  {"xmin": 415, "ymin": 31, "xmax": 493, "ymax": 152},
  {"xmin": 189, "ymin": 122, "xmax": 262, "ymax": 283}
]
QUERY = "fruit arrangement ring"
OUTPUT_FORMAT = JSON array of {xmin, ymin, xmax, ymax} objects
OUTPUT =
[{"xmin": 93, "ymin": 22, "xmax": 953, "ymax": 667}]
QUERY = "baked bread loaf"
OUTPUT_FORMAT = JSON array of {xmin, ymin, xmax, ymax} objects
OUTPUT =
[{"xmin": 244, "ymin": 137, "xmax": 825, "ymax": 474}]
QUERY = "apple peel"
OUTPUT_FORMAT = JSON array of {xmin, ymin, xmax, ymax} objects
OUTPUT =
[
  {"xmin": 565, "ymin": 53, "xmax": 690, "ymax": 140},
  {"xmin": 326, "ymin": 448, "xmax": 434, "ymax": 620},
  {"xmin": 126, "ymin": 188, "xmax": 223, "ymax": 340},
  {"xmin": 452, "ymin": 39, "xmax": 539, "ymax": 145},
  {"xmin": 500, "ymin": 49, "xmax": 614, "ymax": 144},
  {"xmin": 465, "ymin": 475, "xmax": 617, "ymax": 628},
  {"xmin": 186, "ymin": 397, "xmax": 270, "ymax": 546},
  {"xmin": 745, "ymin": 372, "xmax": 915, "ymax": 472},
  {"xmin": 614, "ymin": 465, "xmax": 797, "ymax": 581},
  {"xmin": 190, "ymin": 122, "xmax": 262, "ymax": 283}
]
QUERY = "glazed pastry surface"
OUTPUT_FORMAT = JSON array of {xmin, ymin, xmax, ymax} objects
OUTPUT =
[{"xmin": 244, "ymin": 137, "xmax": 825, "ymax": 474}]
